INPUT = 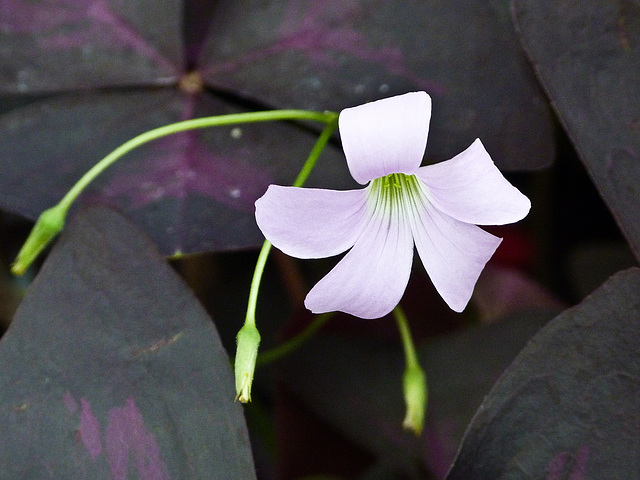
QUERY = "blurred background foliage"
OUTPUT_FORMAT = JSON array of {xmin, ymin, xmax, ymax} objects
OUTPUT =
[{"xmin": 0, "ymin": 0, "xmax": 638, "ymax": 479}]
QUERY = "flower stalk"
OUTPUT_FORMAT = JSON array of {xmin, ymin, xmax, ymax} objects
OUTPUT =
[
  {"xmin": 393, "ymin": 305, "xmax": 427, "ymax": 435},
  {"xmin": 256, "ymin": 312, "xmax": 333, "ymax": 366},
  {"xmin": 11, "ymin": 109, "xmax": 338, "ymax": 275},
  {"xmin": 233, "ymin": 115, "xmax": 339, "ymax": 402}
]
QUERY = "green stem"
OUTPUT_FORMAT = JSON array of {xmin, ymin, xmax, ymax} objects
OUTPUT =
[
  {"xmin": 235, "ymin": 116, "xmax": 339, "ymax": 401},
  {"xmin": 291, "ymin": 114, "xmax": 339, "ymax": 187},
  {"xmin": 243, "ymin": 115, "xmax": 339, "ymax": 327},
  {"xmin": 12, "ymin": 109, "xmax": 338, "ymax": 275},
  {"xmin": 393, "ymin": 305, "xmax": 428, "ymax": 435},
  {"xmin": 393, "ymin": 305, "xmax": 420, "ymax": 370},
  {"xmin": 256, "ymin": 313, "xmax": 333, "ymax": 366},
  {"xmin": 244, "ymin": 241, "xmax": 273, "ymax": 328},
  {"xmin": 58, "ymin": 109, "xmax": 337, "ymax": 212}
]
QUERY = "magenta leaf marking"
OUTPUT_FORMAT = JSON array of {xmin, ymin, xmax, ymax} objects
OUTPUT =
[
  {"xmin": 79, "ymin": 398, "xmax": 103, "ymax": 461},
  {"xmin": 95, "ymin": 138, "xmax": 272, "ymax": 212},
  {"xmin": 63, "ymin": 391, "xmax": 78, "ymax": 414},
  {"xmin": 206, "ymin": 0, "xmax": 444, "ymax": 94},
  {"xmin": 105, "ymin": 398, "xmax": 171, "ymax": 480},
  {"xmin": 64, "ymin": 392, "xmax": 103, "ymax": 461},
  {"xmin": 87, "ymin": 102, "xmax": 273, "ymax": 212},
  {"xmin": 83, "ymin": 96, "xmax": 271, "ymax": 213},
  {"xmin": 62, "ymin": 393, "xmax": 171, "ymax": 479},
  {"xmin": 547, "ymin": 452, "xmax": 568, "ymax": 480},
  {"xmin": 424, "ymin": 419, "xmax": 459, "ymax": 479},
  {"xmin": 546, "ymin": 446, "xmax": 589, "ymax": 480},
  {"xmin": 4, "ymin": 0, "xmax": 177, "ymax": 75},
  {"xmin": 276, "ymin": 1, "xmax": 403, "ymax": 67}
]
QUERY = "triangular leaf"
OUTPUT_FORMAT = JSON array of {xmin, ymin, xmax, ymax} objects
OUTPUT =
[
  {"xmin": 0, "ymin": 0, "xmax": 183, "ymax": 93},
  {"xmin": 446, "ymin": 268, "xmax": 640, "ymax": 478},
  {"xmin": 0, "ymin": 207, "xmax": 256, "ymax": 478},
  {"xmin": 200, "ymin": 0, "xmax": 553, "ymax": 170},
  {"xmin": 512, "ymin": 0, "xmax": 640, "ymax": 260},
  {"xmin": 0, "ymin": 0, "xmax": 552, "ymax": 260},
  {"xmin": 0, "ymin": 90, "xmax": 354, "ymax": 254},
  {"xmin": 279, "ymin": 310, "xmax": 553, "ymax": 478}
]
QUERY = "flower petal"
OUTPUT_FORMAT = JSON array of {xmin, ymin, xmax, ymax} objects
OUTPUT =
[
  {"xmin": 255, "ymin": 185, "xmax": 368, "ymax": 259},
  {"xmin": 339, "ymin": 91, "xmax": 431, "ymax": 185},
  {"xmin": 304, "ymin": 201, "xmax": 414, "ymax": 319},
  {"xmin": 411, "ymin": 202, "xmax": 502, "ymax": 312},
  {"xmin": 416, "ymin": 139, "xmax": 531, "ymax": 225}
]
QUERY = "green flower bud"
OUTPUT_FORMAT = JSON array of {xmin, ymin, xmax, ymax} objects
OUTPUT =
[
  {"xmin": 402, "ymin": 364, "xmax": 427, "ymax": 435},
  {"xmin": 234, "ymin": 323, "xmax": 261, "ymax": 403},
  {"xmin": 12, "ymin": 204, "xmax": 66, "ymax": 276}
]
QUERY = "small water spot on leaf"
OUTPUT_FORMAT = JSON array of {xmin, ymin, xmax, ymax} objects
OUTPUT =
[
  {"xmin": 10, "ymin": 402, "xmax": 29, "ymax": 413},
  {"xmin": 230, "ymin": 127, "xmax": 243, "ymax": 139},
  {"xmin": 229, "ymin": 188, "xmax": 241, "ymax": 199},
  {"xmin": 176, "ymin": 168, "xmax": 196, "ymax": 181},
  {"xmin": 15, "ymin": 70, "xmax": 32, "ymax": 92},
  {"xmin": 301, "ymin": 77, "xmax": 323, "ymax": 89},
  {"xmin": 148, "ymin": 186, "xmax": 166, "ymax": 201},
  {"xmin": 81, "ymin": 44, "xmax": 95, "ymax": 58}
]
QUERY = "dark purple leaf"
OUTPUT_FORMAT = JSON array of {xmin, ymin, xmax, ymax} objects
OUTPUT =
[
  {"xmin": 512, "ymin": 0, "xmax": 640, "ymax": 260},
  {"xmin": 446, "ymin": 268, "xmax": 640, "ymax": 479},
  {"xmin": 0, "ymin": 0, "xmax": 183, "ymax": 93},
  {"xmin": 0, "ymin": 206, "xmax": 256, "ymax": 478},
  {"xmin": 199, "ymin": 0, "xmax": 554, "ymax": 170},
  {"xmin": 278, "ymin": 309, "xmax": 554, "ymax": 478},
  {"xmin": 0, "ymin": 90, "xmax": 354, "ymax": 254},
  {"xmin": 0, "ymin": 0, "xmax": 550, "ymax": 260}
]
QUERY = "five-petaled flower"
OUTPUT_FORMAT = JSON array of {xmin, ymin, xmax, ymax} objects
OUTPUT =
[{"xmin": 255, "ymin": 92, "xmax": 531, "ymax": 319}]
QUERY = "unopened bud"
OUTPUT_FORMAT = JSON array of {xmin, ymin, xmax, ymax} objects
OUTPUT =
[
  {"xmin": 402, "ymin": 364, "xmax": 427, "ymax": 435},
  {"xmin": 12, "ymin": 204, "xmax": 66, "ymax": 275},
  {"xmin": 234, "ymin": 323, "xmax": 261, "ymax": 403}
]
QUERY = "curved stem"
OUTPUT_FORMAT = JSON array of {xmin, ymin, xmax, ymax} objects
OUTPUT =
[
  {"xmin": 393, "ymin": 305, "xmax": 420, "ymax": 370},
  {"xmin": 291, "ymin": 114, "xmax": 339, "ymax": 187},
  {"xmin": 393, "ymin": 305, "xmax": 428, "ymax": 435},
  {"xmin": 243, "ymin": 115, "xmax": 339, "ymax": 327},
  {"xmin": 58, "ymin": 109, "xmax": 337, "ymax": 212},
  {"xmin": 235, "ymin": 116, "xmax": 339, "ymax": 401},
  {"xmin": 244, "ymin": 241, "xmax": 273, "ymax": 328},
  {"xmin": 12, "ymin": 109, "xmax": 338, "ymax": 275}
]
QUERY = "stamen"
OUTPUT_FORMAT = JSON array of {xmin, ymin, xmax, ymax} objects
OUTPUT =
[{"xmin": 369, "ymin": 173, "xmax": 425, "ymax": 219}]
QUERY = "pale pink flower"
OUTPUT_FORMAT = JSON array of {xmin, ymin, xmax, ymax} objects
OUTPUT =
[{"xmin": 255, "ymin": 92, "xmax": 531, "ymax": 319}]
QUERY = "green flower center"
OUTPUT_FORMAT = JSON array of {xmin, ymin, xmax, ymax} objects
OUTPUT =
[{"xmin": 368, "ymin": 173, "xmax": 425, "ymax": 217}]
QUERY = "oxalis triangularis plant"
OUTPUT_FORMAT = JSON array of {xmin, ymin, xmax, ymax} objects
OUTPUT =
[{"xmin": 12, "ymin": 91, "xmax": 530, "ymax": 435}]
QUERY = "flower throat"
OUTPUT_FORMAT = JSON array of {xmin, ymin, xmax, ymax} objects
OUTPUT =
[{"xmin": 370, "ymin": 173, "xmax": 423, "ymax": 212}]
